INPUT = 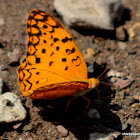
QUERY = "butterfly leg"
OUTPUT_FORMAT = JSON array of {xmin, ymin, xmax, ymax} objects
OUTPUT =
[
  {"xmin": 81, "ymin": 96, "xmax": 91, "ymax": 117},
  {"xmin": 96, "ymin": 88, "xmax": 103, "ymax": 105},
  {"xmin": 64, "ymin": 97, "xmax": 76, "ymax": 113}
]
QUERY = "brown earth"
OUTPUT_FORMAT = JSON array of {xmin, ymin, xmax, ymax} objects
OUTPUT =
[{"xmin": 0, "ymin": 0, "xmax": 139, "ymax": 140}]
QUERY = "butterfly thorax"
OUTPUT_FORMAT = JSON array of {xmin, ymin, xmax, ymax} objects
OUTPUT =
[{"xmin": 73, "ymin": 78, "xmax": 99, "ymax": 97}]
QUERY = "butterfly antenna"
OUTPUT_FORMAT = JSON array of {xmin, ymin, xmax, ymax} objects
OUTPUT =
[
  {"xmin": 97, "ymin": 54, "xmax": 120, "ymax": 79},
  {"xmin": 99, "ymin": 81, "xmax": 129, "ymax": 92},
  {"xmin": 100, "ymin": 81, "xmax": 116, "ymax": 87},
  {"xmin": 95, "ymin": 87, "xmax": 103, "ymax": 105}
]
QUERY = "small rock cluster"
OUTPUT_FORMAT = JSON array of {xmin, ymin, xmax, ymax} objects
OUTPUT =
[{"xmin": 0, "ymin": 92, "xmax": 27, "ymax": 123}]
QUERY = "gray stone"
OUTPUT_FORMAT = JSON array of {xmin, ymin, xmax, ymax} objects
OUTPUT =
[
  {"xmin": 89, "ymin": 130, "xmax": 121, "ymax": 140},
  {"xmin": 54, "ymin": 0, "xmax": 124, "ymax": 30},
  {"xmin": 0, "ymin": 92, "xmax": 27, "ymax": 123},
  {"xmin": 87, "ymin": 108, "xmax": 100, "ymax": 119}
]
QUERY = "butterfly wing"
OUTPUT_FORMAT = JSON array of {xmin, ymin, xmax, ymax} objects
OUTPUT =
[
  {"xmin": 24, "ymin": 80, "xmax": 89, "ymax": 100},
  {"xmin": 18, "ymin": 57, "xmax": 88, "ymax": 96},
  {"xmin": 26, "ymin": 9, "xmax": 88, "ymax": 79},
  {"xmin": 17, "ymin": 9, "xmax": 89, "ymax": 98}
]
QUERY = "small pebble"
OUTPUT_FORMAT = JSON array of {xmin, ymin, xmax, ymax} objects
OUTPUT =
[
  {"xmin": 128, "ymin": 22, "xmax": 140, "ymax": 38},
  {"xmin": 110, "ymin": 77, "xmax": 134, "ymax": 89},
  {"xmin": 0, "ymin": 92, "xmax": 27, "ymax": 123},
  {"xmin": 117, "ymin": 41, "xmax": 127, "ymax": 50},
  {"xmin": 121, "ymin": 122, "xmax": 128, "ymax": 130},
  {"xmin": 13, "ymin": 123, "xmax": 23, "ymax": 129},
  {"xmin": 56, "ymin": 125, "xmax": 68, "ymax": 137},
  {"xmin": 107, "ymin": 69, "xmax": 123, "ymax": 78},
  {"xmin": 87, "ymin": 108, "xmax": 100, "ymax": 119},
  {"xmin": 116, "ymin": 26, "xmax": 126, "ymax": 41}
]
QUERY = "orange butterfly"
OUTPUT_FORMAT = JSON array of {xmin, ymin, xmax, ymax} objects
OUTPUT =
[{"xmin": 17, "ymin": 9, "xmax": 99, "ymax": 100}]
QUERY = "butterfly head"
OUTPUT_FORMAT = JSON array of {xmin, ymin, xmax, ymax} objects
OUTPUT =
[{"xmin": 88, "ymin": 78, "xmax": 99, "ymax": 89}]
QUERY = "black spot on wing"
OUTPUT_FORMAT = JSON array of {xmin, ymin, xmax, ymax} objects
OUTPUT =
[
  {"xmin": 71, "ymin": 56, "xmax": 79, "ymax": 63},
  {"xmin": 50, "ymin": 52, "xmax": 54, "ymax": 56},
  {"xmin": 66, "ymin": 47, "xmax": 75, "ymax": 55},
  {"xmin": 54, "ymin": 38, "xmax": 59, "ymax": 42},
  {"xmin": 49, "ymin": 61, "xmax": 53, "ymax": 66},
  {"xmin": 62, "ymin": 58, "xmax": 67, "ymax": 62},
  {"xmin": 62, "ymin": 37, "xmax": 72, "ymax": 43},
  {"xmin": 65, "ymin": 66, "xmax": 68, "ymax": 70},
  {"xmin": 56, "ymin": 46, "xmax": 59, "ymax": 51},
  {"xmin": 76, "ymin": 63, "xmax": 81, "ymax": 66},
  {"xmin": 43, "ymin": 25, "xmax": 48, "ymax": 28},
  {"xmin": 36, "ymin": 58, "xmax": 40, "ymax": 63},
  {"xmin": 42, "ymin": 49, "xmax": 46, "ymax": 53},
  {"xmin": 43, "ymin": 40, "xmax": 47, "ymax": 43},
  {"xmin": 36, "ymin": 72, "xmax": 39, "ymax": 75}
]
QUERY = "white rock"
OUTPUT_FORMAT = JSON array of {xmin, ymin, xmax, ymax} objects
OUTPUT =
[
  {"xmin": 56, "ymin": 125, "xmax": 69, "ymax": 137},
  {"xmin": 54, "ymin": 0, "xmax": 124, "ymax": 30},
  {"xmin": 0, "ymin": 92, "xmax": 27, "ymax": 123},
  {"xmin": 107, "ymin": 69, "xmax": 117, "ymax": 77},
  {"xmin": 89, "ymin": 131, "xmax": 121, "ymax": 140},
  {"xmin": 0, "ymin": 77, "xmax": 3, "ymax": 95},
  {"xmin": 107, "ymin": 70, "xmax": 123, "ymax": 78},
  {"xmin": 87, "ymin": 108, "xmax": 100, "ymax": 119}
]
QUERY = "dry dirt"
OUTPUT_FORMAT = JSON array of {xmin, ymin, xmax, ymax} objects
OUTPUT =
[{"xmin": 0, "ymin": 0, "xmax": 139, "ymax": 140}]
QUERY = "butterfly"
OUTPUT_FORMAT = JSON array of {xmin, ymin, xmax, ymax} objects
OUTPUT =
[{"xmin": 17, "ymin": 9, "xmax": 99, "ymax": 100}]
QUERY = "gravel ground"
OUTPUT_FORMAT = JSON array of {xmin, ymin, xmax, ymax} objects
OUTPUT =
[{"xmin": 0, "ymin": 0, "xmax": 139, "ymax": 140}]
